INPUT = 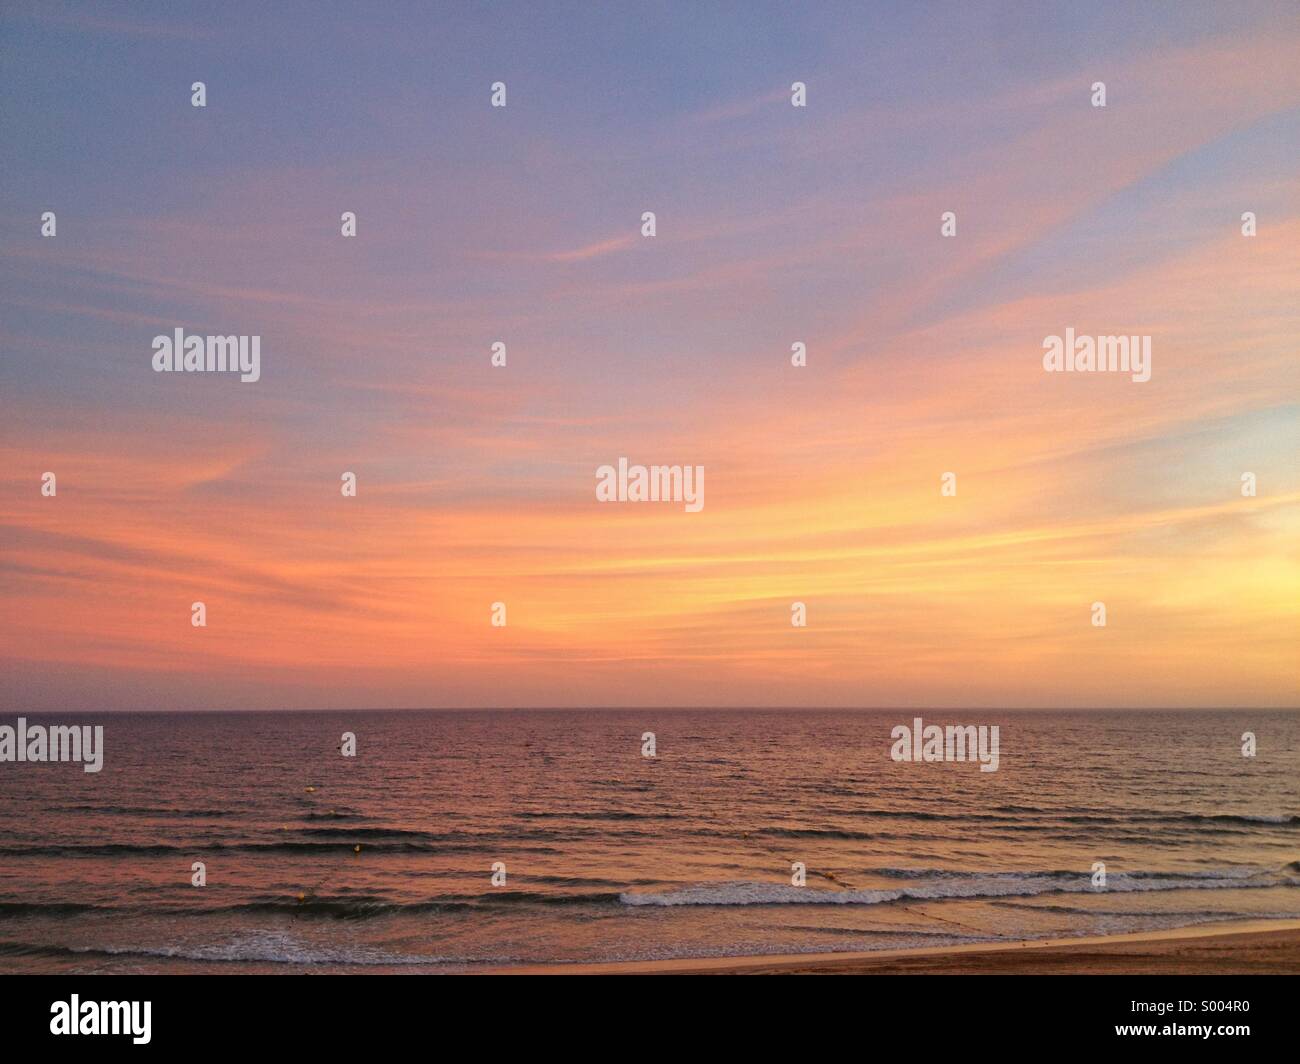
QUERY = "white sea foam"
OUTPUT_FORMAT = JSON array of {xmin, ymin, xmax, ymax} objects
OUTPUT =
[
  {"xmin": 81, "ymin": 930, "xmax": 444, "ymax": 966},
  {"xmin": 620, "ymin": 869, "xmax": 1299, "ymax": 907}
]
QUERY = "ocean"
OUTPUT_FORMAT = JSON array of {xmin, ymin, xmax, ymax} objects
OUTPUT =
[{"xmin": 0, "ymin": 709, "xmax": 1296, "ymax": 973}]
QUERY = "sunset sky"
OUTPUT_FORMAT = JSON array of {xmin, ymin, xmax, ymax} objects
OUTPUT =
[{"xmin": 2, "ymin": 2, "xmax": 1297, "ymax": 710}]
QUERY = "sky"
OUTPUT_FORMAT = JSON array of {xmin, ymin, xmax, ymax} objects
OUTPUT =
[{"xmin": 1, "ymin": 1, "xmax": 1297, "ymax": 710}]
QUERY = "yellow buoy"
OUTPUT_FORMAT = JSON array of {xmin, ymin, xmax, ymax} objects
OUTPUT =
[{"xmin": 353, "ymin": 844, "xmax": 362, "ymax": 854}]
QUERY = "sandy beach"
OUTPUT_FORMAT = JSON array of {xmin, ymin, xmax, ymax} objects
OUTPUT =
[{"xmin": 492, "ymin": 920, "xmax": 1300, "ymax": 975}]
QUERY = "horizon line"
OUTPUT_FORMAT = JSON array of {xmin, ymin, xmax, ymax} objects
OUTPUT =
[{"xmin": 5, "ymin": 705, "xmax": 1298, "ymax": 714}]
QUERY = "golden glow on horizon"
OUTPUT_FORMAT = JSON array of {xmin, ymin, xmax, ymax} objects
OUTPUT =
[{"xmin": 3, "ymin": 224, "xmax": 1296, "ymax": 708}]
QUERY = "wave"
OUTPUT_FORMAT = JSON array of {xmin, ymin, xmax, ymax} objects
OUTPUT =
[
  {"xmin": 0, "ymin": 839, "xmax": 566, "ymax": 857},
  {"xmin": 756, "ymin": 804, "xmax": 1299, "ymax": 825},
  {"xmin": 781, "ymin": 811, "xmax": 1298, "ymax": 828},
  {"xmin": 0, "ymin": 930, "xmax": 460, "ymax": 967},
  {"xmin": 9, "ymin": 809, "xmax": 1292, "ymax": 861},
  {"xmin": 0, "ymin": 842, "xmax": 442, "ymax": 857},
  {"xmin": 0, "ymin": 902, "xmax": 113, "ymax": 918},
  {"xmin": 515, "ymin": 810, "xmax": 680, "ymax": 821},
  {"xmin": 52, "ymin": 804, "xmax": 237, "ymax": 819},
  {"xmin": 227, "ymin": 890, "xmax": 624, "ymax": 918},
  {"xmin": 1212, "ymin": 813, "xmax": 1299, "ymax": 825},
  {"xmin": 984, "ymin": 805, "xmax": 1300, "ymax": 826},
  {"xmin": 619, "ymin": 868, "xmax": 1300, "ymax": 907},
  {"xmin": 0, "ymin": 890, "xmax": 628, "ymax": 921},
  {"xmin": 295, "ymin": 827, "xmax": 438, "ymax": 840},
  {"xmin": 866, "ymin": 866, "xmax": 1272, "ymax": 881},
  {"xmin": 11, "ymin": 867, "xmax": 1294, "ymax": 922},
  {"xmin": 990, "ymin": 901, "xmax": 1300, "ymax": 918},
  {"xmin": 1161, "ymin": 813, "xmax": 1299, "ymax": 826}
]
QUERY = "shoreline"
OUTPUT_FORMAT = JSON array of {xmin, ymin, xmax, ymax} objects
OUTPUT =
[{"xmin": 485, "ymin": 919, "xmax": 1300, "ymax": 975}]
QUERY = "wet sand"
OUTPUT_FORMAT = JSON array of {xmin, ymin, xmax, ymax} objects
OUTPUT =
[{"xmin": 491, "ymin": 920, "xmax": 1300, "ymax": 975}]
